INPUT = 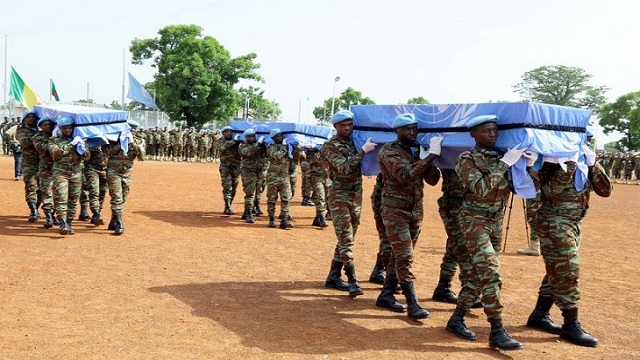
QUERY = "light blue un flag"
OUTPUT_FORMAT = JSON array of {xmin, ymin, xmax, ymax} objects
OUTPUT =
[{"xmin": 127, "ymin": 73, "xmax": 158, "ymax": 109}]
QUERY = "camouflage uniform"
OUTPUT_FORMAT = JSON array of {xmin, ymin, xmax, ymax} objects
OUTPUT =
[
  {"xmin": 623, "ymin": 154, "xmax": 635, "ymax": 182},
  {"xmin": 634, "ymin": 153, "xmax": 640, "ymax": 183},
  {"xmin": 185, "ymin": 129, "xmax": 198, "ymax": 162},
  {"xmin": 266, "ymin": 142, "xmax": 292, "ymax": 223},
  {"xmin": 215, "ymin": 136, "xmax": 241, "ymax": 203},
  {"xmin": 308, "ymin": 148, "xmax": 330, "ymax": 214},
  {"xmin": 105, "ymin": 139, "xmax": 142, "ymax": 218},
  {"xmin": 455, "ymin": 146, "xmax": 512, "ymax": 319},
  {"xmin": 152, "ymin": 129, "xmax": 161, "ymax": 160},
  {"xmin": 171, "ymin": 129, "xmax": 183, "ymax": 161},
  {"xmin": 289, "ymin": 147, "xmax": 300, "ymax": 199},
  {"xmin": 49, "ymin": 135, "xmax": 86, "ymax": 221},
  {"xmin": 611, "ymin": 154, "xmax": 623, "ymax": 180},
  {"xmin": 15, "ymin": 123, "xmax": 41, "ymax": 204},
  {"xmin": 299, "ymin": 151, "xmax": 313, "ymax": 202},
  {"xmin": 212, "ymin": 130, "xmax": 222, "ymax": 162},
  {"xmin": 371, "ymin": 173, "xmax": 393, "ymax": 276},
  {"xmin": 80, "ymin": 147, "xmax": 108, "ymax": 215},
  {"xmin": 159, "ymin": 128, "xmax": 171, "ymax": 160},
  {"xmin": 239, "ymin": 141, "xmax": 267, "ymax": 214},
  {"xmin": 33, "ymin": 131, "xmax": 55, "ymax": 214}
]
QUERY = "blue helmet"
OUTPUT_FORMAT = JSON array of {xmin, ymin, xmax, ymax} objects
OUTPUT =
[
  {"xmin": 586, "ymin": 125, "xmax": 595, "ymax": 137},
  {"xmin": 331, "ymin": 110, "xmax": 354, "ymax": 124},
  {"xmin": 270, "ymin": 128, "xmax": 282, "ymax": 138},
  {"xmin": 392, "ymin": 113, "xmax": 418, "ymax": 129},
  {"xmin": 22, "ymin": 110, "xmax": 36, "ymax": 119},
  {"xmin": 466, "ymin": 115, "xmax": 498, "ymax": 129},
  {"xmin": 57, "ymin": 117, "xmax": 74, "ymax": 127},
  {"xmin": 37, "ymin": 116, "xmax": 55, "ymax": 127},
  {"xmin": 221, "ymin": 126, "xmax": 233, "ymax": 133},
  {"xmin": 127, "ymin": 119, "xmax": 140, "ymax": 129},
  {"xmin": 243, "ymin": 128, "xmax": 256, "ymax": 137}
]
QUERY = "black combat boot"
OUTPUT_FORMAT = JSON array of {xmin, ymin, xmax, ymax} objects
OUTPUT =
[
  {"xmin": 343, "ymin": 263, "xmax": 364, "ymax": 298},
  {"xmin": 368, "ymin": 254, "xmax": 386, "ymax": 285},
  {"xmin": 245, "ymin": 205, "xmax": 256, "ymax": 224},
  {"xmin": 254, "ymin": 200, "xmax": 263, "ymax": 216},
  {"xmin": 376, "ymin": 276, "xmax": 406, "ymax": 313},
  {"xmin": 224, "ymin": 200, "xmax": 234, "ymax": 215},
  {"xmin": 279, "ymin": 217, "xmax": 293, "ymax": 229},
  {"xmin": 312, "ymin": 211, "xmax": 328, "ymax": 227},
  {"xmin": 67, "ymin": 219, "xmax": 75, "ymax": 235},
  {"xmin": 58, "ymin": 218, "xmax": 69, "ymax": 235},
  {"xmin": 301, "ymin": 197, "xmax": 314, "ymax": 206},
  {"xmin": 90, "ymin": 209, "xmax": 104, "ymax": 226},
  {"xmin": 526, "ymin": 295, "xmax": 561, "ymax": 335},
  {"xmin": 108, "ymin": 212, "xmax": 117, "ymax": 231},
  {"xmin": 432, "ymin": 275, "xmax": 458, "ymax": 303},
  {"xmin": 325, "ymin": 209, "xmax": 332, "ymax": 221},
  {"xmin": 471, "ymin": 298, "xmax": 483, "ymax": 309},
  {"xmin": 446, "ymin": 306, "xmax": 477, "ymax": 340},
  {"xmin": 43, "ymin": 210, "xmax": 54, "ymax": 229},
  {"xmin": 324, "ymin": 260, "xmax": 349, "ymax": 291},
  {"xmin": 27, "ymin": 202, "xmax": 39, "ymax": 222},
  {"xmin": 488, "ymin": 318, "xmax": 524, "ymax": 350},
  {"xmin": 52, "ymin": 211, "xmax": 59, "ymax": 226},
  {"xmin": 114, "ymin": 213, "xmax": 125, "ymax": 235},
  {"xmin": 241, "ymin": 208, "xmax": 248, "ymax": 220},
  {"xmin": 78, "ymin": 203, "xmax": 90, "ymax": 221},
  {"xmin": 268, "ymin": 216, "xmax": 276, "ymax": 228},
  {"xmin": 400, "ymin": 282, "xmax": 430, "ymax": 319},
  {"xmin": 560, "ymin": 308, "xmax": 598, "ymax": 347}
]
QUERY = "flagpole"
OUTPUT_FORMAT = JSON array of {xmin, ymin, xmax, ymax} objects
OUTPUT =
[
  {"xmin": 3, "ymin": 34, "xmax": 7, "ymax": 116},
  {"xmin": 49, "ymin": 79, "xmax": 52, "ymax": 102},
  {"xmin": 121, "ymin": 49, "xmax": 125, "ymax": 109}
]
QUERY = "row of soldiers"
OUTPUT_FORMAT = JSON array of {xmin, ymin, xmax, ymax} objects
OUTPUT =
[
  {"xmin": 138, "ymin": 127, "xmax": 222, "ymax": 162},
  {"xmin": 1, "ymin": 116, "xmax": 22, "ymax": 155},
  {"xmin": 15, "ymin": 110, "xmax": 143, "ymax": 235},
  {"xmin": 597, "ymin": 151, "xmax": 640, "ymax": 184}
]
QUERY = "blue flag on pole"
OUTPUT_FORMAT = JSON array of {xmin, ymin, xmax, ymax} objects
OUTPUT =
[{"xmin": 127, "ymin": 73, "xmax": 158, "ymax": 109}]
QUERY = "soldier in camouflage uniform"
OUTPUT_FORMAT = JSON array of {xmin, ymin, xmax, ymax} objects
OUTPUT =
[
  {"xmin": 299, "ymin": 151, "xmax": 314, "ymax": 206},
  {"xmin": 49, "ymin": 117, "xmax": 88, "ymax": 235},
  {"xmin": 525, "ymin": 139, "xmax": 612, "ymax": 347},
  {"xmin": 238, "ymin": 128, "xmax": 267, "ymax": 224},
  {"xmin": 215, "ymin": 126, "xmax": 241, "ymax": 215},
  {"xmin": 446, "ymin": 115, "xmax": 524, "ymax": 350},
  {"xmin": 611, "ymin": 153, "xmax": 623, "ymax": 181},
  {"xmin": 159, "ymin": 127, "xmax": 170, "ymax": 161},
  {"xmin": 79, "ymin": 145, "xmax": 108, "ymax": 225},
  {"xmin": 105, "ymin": 121, "xmax": 143, "ymax": 235},
  {"xmin": 634, "ymin": 153, "xmax": 640, "ymax": 184},
  {"xmin": 376, "ymin": 113, "xmax": 441, "ymax": 319},
  {"xmin": 308, "ymin": 147, "xmax": 329, "ymax": 227},
  {"xmin": 15, "ymin": 110, "xmax": 41, "ymax": 222},
  {"xmin": 623, "ymin": 153, "xmax": 635, "ymax": 183},
  {"xmin": 212, "ymin": 129, "xmax": 222, "ymax": 162},
  {"xmin": 321, "ymin": 110, "xmax": 377, "ymax": 298},
  {"xmin": 2, "ymin": 117, "xmax": 11, "ymax": 155},
  {"xmin": 185, "ymin": 127, "xmax": 198, "ymax": 162},
  {"xmin": 171, "ymin": 128, "xmax": 183, "ymax": 162},
  {"xmin": 288, "ymin": 145, "xmax": 300, "ymax": 201},
  {"xmin": 368, "ymin": 173, "xmax": 392, "ymax": 287},
  {"xmin": 33, "ymin": 117, "xmax": 57, "ymax": 228},
  {"xmin": 265, "ymin": 129, "xmax": 294, "ymax": 229}
]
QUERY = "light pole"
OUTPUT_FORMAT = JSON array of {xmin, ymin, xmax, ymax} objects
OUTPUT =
[
  {"xmin": 330, "ymin": 76, "xmax": 340, "ymax": 117},
  {"xmin": 297, "ymin": 99, "xmax": 302, "ymax": 123}
]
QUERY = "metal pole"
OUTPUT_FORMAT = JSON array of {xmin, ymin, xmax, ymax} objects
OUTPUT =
[
  {"xmin": 86, "ymin": 82, "xmax": 90, "ymax": 101},
  {"xmin": 3, "ymin": 35, "xmax": 7, "ymax": 116},
  {"xmin": 121, "ymin": 49, "xmax": 125, "ymax": 109},
  {"xmin": 330, "ymin": 76, "xmax": 340, "ymax": 115},
  {"xmin": 298, "ymin": 99, "xmax": 301, "ymax": 123},
  {"xmin": 502, "ymin": 193, "xmax": 515, "ymax": 252},
  {"xmin": 49, "ymin": 79, "xmax": 52, "ymax": 102}
]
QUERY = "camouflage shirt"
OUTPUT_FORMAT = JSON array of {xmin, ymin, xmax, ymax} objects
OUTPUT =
[
  {"xmin": 239, "ymin": 142, "xmax": 267, "ymax": 170},
  {"xmin": 16, "ymin": 124, "xmax": 39, "ymax": 166},
  {"xmin": 320, "ymin": 136, "xmax": 363, "ymax": 189},
  {"xmin": 266, "ymin": 143, "xmax": 290, "ymax": 177},
  {"xmin": 105, "ymin": 141, "xmax": 142, "ymax": 172},
  {"xmin": 85, "ymin": 146, "xmax": 107, "ymax": 171},
  {"xmin": 32, "ymin": 131, "xmax": 54, "ymax": 173},
  {"xmin": 308, "ymin": 149, "xmax": 328, "ymax": 179},
  {"xmin": 440, "ymin": 168, "xmax": 464, "ymax": 199},
  {"xmin": 49, "ymin": 135, "xmax": 87, "ymax": 171},
  {"xmin": 455, "ymin": 145, "xmax": 511, "ymax": 213},
  {"xmin": 215, "ymin": 138, "xmax": 240, "ymax": 166}
]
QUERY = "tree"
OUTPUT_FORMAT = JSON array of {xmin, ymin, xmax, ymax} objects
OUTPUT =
[
  {"xmin": 513, "ymin": 65, "xmax": 608, "ymax": 110},
  {"xmin": 597, "ymin": 91, "xmax": 640, "ymax": 151},
  {"xmin": 238, "ymin": 86, "xmax": 281, "ymax": 120},
  {"xmin": 312, "ymin": 87, "xmax": 375, "ymax": 124},
  {"xmin": 406, "ymin": 96, "xmax": 430, "ymax": 104},
  {"xmin": 130, "ymin": 24, "xmax": 262, "ymax": 127}
]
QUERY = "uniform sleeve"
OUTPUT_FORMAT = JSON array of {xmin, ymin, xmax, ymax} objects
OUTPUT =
[
  {"xmin": 16, "ymin": 129, "xmax": 31, "ymax": 148},
  {"xmin": 546, "ymin": 162, "xmax": 577, "ymax": 198},
  {"xmin": 378, "ymin": 145, "xmax": 431, "ymax": 183},
  {"xmin": 590, "ymin": 162, "xmax": 613, "ymax": 198},
  {"xmin": 455, "ymin": 152, "xmax": 509, "ymax": 197},
  {"xmin": 219, "ymin": 139, "xmax": 239, "ymax": 152},
  {"xmin": 267, "ymin": 144, "xmax": 287, "ymax": 160},
  {"xmin": 321, "ymin": 142, "xmax": 362, "ymax": 176}
]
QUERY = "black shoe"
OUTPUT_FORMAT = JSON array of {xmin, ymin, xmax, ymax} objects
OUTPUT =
[
  {"xmin": 67, "ymin": 219, "xmax": 76, "ymax": 235},
  {"xmin": 268, "ymin": 216, "xmax": 276, "ymax": 228},
  {"xmin": 368, "ymin": 254, "xmax": 386, "ymax": 285},
  {"xmin": 224, "ymin": 200, "xmax": 234, "ymax": 215},
  {"xmin": 78, "ymin": 204, "xmax": 90, "ymax": 221},
  {"xmin": 254, "ymin": 201, "xmax": 263, "ymax": 216},
  {"xmin": 446, "ymin": 306, "xmax": 477, "ymax": 340},
  {"xmin": 43, "ymin": 211, "xmax": 54, "ymax": 229},
  {"xmin": 526, "ymin": 295, "xmax": 561, "ymax": 335},
  {"xmin": 246, "ymin": 213, "xmax": 256, "ymax": 223},
  {"xmin": 301, "ymin": 198, "xmax": 314, "ymax": 206},
  {"xmin": 344, "ymin": 263, "xmax": 364, "ymax": 298},
  {"xmin": 27, "ymin": 202, "xmax": 39, "ymax": 222},
  {"xmin": 432, "ymin": 276, "xmax": 458, "ymax": 303},
  {"xmin": 471, "ymin": 299, "xmax": 483, "ymax": 309},
  {"xmin": 241, "ymin": 209, "xmax": 248, "ymax": 220},
  {"xmin": 376, "ymin": 277, "xmax": 406, "ymax": 313},
  {"xmin": 90, "ymin": 210, "xmax": 104, "ymax": 226},
  {"xmin": 489, "ymin": 318, "xmax": 524, "ymax": 350},
  {"xmin": 560, "ymin": 308, "xmax": 598, "ymax": 347},
  {"xmin": 58, "ymin": 218, "xmax": 69, "ymax": 235},
  {"xmin": 279, "ymin": 219, "xmax": 293, "ymax": 230},
  {"xmin": 312, "ymin": 213, "xmax": 328, "ymax": 228},
  {"xmin": 400, "ymin": 282, "xmax": 430, "ymax": 319},
  {"xmin": 325, "ymin": 260, "xmax": 349, "ymax": 291},
  {"xmin": 114, "ymin": 213, "xmax": 125, "ymax": 235},
  {"xmin": 108, "ymin": 213, "xmax": 117, "ymax": 231}
]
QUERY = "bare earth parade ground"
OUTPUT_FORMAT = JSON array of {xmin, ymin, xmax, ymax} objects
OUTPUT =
[{"xmin": 1, "ymin": 156, "xmax": 639, "ymax": 359}]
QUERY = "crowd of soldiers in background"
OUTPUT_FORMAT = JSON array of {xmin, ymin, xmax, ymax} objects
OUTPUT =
[
  {"xmin": 597, "ymin": 151, "xmax": 640, "ymax": 184},
  {"xmin": 136, "ymin": 126, "xmax": 223, "ymax": 162}
]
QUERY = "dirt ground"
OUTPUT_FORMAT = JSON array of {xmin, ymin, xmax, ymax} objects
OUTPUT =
[{"xmin": 1, "ymin": 155, "xmax": 639, "ymax": 360}]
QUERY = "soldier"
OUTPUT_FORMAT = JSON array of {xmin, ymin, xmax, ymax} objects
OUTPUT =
[
  {"xmin": 49, "ymin": 117, "xmax": 88, "ymax": 235},
  {"xmin": 2, "ymin": 117, "xmax": 11, "ymax": 155},
  {"xmin": 212, "ymin": 129, "xmax": 222, "ymax": 162},
  {"xmin": 80, "ymin": 144, "xmax": 107, "ymax": 225},
  {"xmin": 10, "ymin": 138, "xmax": 23, "ymax": 180},
  {"xmin": 238, "ymin": 128, "xmax": 267, "ymax": 223},
  {"xmin": 265, "ymin": 129, "xmax": 295, "ymax": 229},
  {"xmin": 105, "ymin": 120, "xmax": 143, "ymax": 235},
  {"xmin": 445, "ymin": 114, "xmax": 524, "ymax": 350},
  {"xmin": 369, "ymin": 173, "xmax": 393, "ymax": 286},
  {"xmin": 152, "ymin": 127, "xmax": 162, "ymax": 160},
  {"xmin": 299, "ymin": 150, "xmax": 314, "ymax": 206},
  {"xmin": 525, "ymin": 137, "xmax": 612, "ymax": 347},
  {"xmin": 623, "ymin": 153, "xmax": 635, "ymax": 184},
  {"xmin": 172, "ymin": 128, "xmax": 184, "ymax": 162},
  {"xmin": 308, "ymin": 147, "xmax": 329, "ymax": 228},
  {"xmin": 289, "ymin": 143, "xmax": 300, "ymax": 201},
  {"xmin": 159, "ymin": 127, "xmax": 170, "ymax": 161},
  {"xmin": 611, "ymin": 152, "xmax": 623, "ymax": 181},
  {"xmin": 377, "ymin": 113, "xmax": 442, "ymax": 319},
  {"xmin": 216, "ymin": 126, "xmax": 242, "ymax": 215},
  {"xmin": 634, "ymin": 152, "xmax": 640, "ymax": 185},
  {"xmin": 186, "ymin": 127, "xmax": 198, "ymax": 162},
  {"xmin": 254, "ymin": 139, "xmax": 269, "ymax": 216},
  {"xmin": 33, "ymin": 116, "xmax": 57, "ymax": 228},
  {"xmin": 321, "ymin": 110, "xmax": 378, "ymax": 298},
  {"xmin": 15, "ymin": 110, "xmax": 41, "ymax": 222}
]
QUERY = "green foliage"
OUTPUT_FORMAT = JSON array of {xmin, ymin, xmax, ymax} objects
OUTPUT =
[
  {"xmin": 597, "ymin": 91, "xmax": 640, "ymax": 151},
  {"xmin": 513, "ymin": 65, "xmax": 608, "ymax": 110},
  {"xmin": 130, "ymin": 24, "xmax": 262, "ymax": 127},
  {"xmin": 75, "ymin": 99, "xmax": 94, "ymax": 104},
  {"xmin": 238, "ymin": 86, "xmax": 281, "ymax": 120},
  {"xmin": 313, "ymin": 87, "xmax": 375, "ymax": 124},
  {"xmin": 406, "ymin": 96, "xmax": 430, "ymax": 104}
]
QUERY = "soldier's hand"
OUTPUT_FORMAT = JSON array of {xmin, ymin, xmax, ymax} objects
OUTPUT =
[
  {"xmin": 428, "ymin": 136, "xmax": 444, "ymax": 156},
  {"xmin": 282, "ymin": 138, "xmax": 287, "ymax": 145},
  {"xmin": 233, "ymin": 134, "xmax": 240, "ymax": 141},
  {"xmin": 362, "ymin": 137, "xmax": 377, "ymax": 153},
  {"xmin": 70, "ymin": 136, "xmax": 83, "ymax": 145},
  {"xmin": 257, "ymin": 136, "xmax": 265, "ymax": 144},
  {"xmin": 419, "ymin": 145, "xmax": 430, "ymax": 160},
  {"xmin": 523, "ymin": 150, "xmax": 539, "ymax": 167},
  {"xmin": 500, "ymin": 144, "xmax": 525, "ymax": 167}
]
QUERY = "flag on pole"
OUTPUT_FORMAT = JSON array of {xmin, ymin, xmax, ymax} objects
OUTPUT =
[
  {"xmin": 50, "ymin": 79, "xmax": 60, "ymax": 101},
  {"xmin": 9, "ymin": 67, "xmax": 42, "ymax": 109},
  {"xmin": 127, "ymin": 72, "xmax": 158, "ymax": 109}
]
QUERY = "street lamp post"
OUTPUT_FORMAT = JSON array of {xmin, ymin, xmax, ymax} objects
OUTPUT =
[{"xmin": 330, "ymin": 76, "xmax": 340, "ymax": 117}]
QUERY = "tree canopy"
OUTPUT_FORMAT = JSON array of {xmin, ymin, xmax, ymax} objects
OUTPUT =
[
  {"xmin": 597, "ymin": 91, "xmax": 640, "ymax": 151},
  {"xmin": 513, "ymin": 65, "xmax": 608, "ymax": 110},
  {"xmin": 312, "ymin": 87, "xmax": 375, "ymax": 124},
  {"xmin": 406, "ymin": 96, "xmax": 430, "ymax": 104},
  {"xmin": 130, "ymin": 24, "xmax": 262, "ymax": 127},
  {"xmin": 238, "ymin": 86, "xmax": 281, "ymax": 121}
]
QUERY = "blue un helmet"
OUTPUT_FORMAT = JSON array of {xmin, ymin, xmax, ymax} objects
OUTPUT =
[
  {"xmin": 392, "ymin": 113, "xmax": 418, "ymax": 129},
  {"xmin": 269, "ymin": 128, "xmax": 282, "ymax": 138},
  {"xmin": 243, "ymin": 128, "xmax": 256, "ymax": 137},
  {"xmin": 331, "ymin": 110, "xmax": 354, "ymax": 124},
  {"xmin": 57, "ymin": 117, "xmax": 74, "ymax": 127},
  {"xmin": 37, "ymin": 116, "xmax": 55, "ymax": 127}
]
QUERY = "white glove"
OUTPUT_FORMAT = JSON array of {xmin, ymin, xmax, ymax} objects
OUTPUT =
[
  {"xmin": 582, "ymin": 145, "xmax": 596, "ymax": 166},
  {"xmin": 282, "ymin": 138, "xmax": 287, "ymax": 145},
  {"xmin": 500, "ymin": 146, "xmax": 525, "ymax": 167},
  {"xmin": 522, "ymin": 151, "xmax": 539, "ymax": 167},
  {"xmin": 565, "ymin": 151, "xmax": 579, "ymax": 163},
  {"xmin": 419, "ymin": 145, "xmax": 429, "ymax": 160},
  {"xmin": 70, "ymin": 136, "xmax": 83, "ymax": 145},
  {"xmin": 297, "ymin": 142, "xmax": 304, "ymax": 150},
  {"xmin": 233, "ymin": 134, "xmax": 240, "ymax": 141},
  {"xmin": 257, "ymin": 136, "xmax": 265, "ymax": 144},
  {"xmin": 428, "ymin": 136, "xmax": 444, "ymax": 156},
  {"xmin": 361, "ymin": 137, "xmax": 378, "ymax": 153}
]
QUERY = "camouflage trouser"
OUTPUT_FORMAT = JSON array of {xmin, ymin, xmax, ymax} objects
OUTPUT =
[
  {"xmin": 612, "ymin": 167, "xmax": 622, "ymax": 180},
  {"xmin": 81, "ymin": 167, "xmax": 107, "ymax": 211},
  {"xmin": 289, "ymin": 167, "xmax": 298, "ymax": 199},
  {"xmin": 174, "ymin": 144, "xmax": 183, "ymax": 159},
  {"xmin": 381, "ymin": 203, "xmax": 422, "ymax": 284},
  {"xmin": 22, "ymin": 160, "xmax": 40, "ymax": 203},
  {"xmin": 38, "ymin": 169, "xmax": 55, "ymax": 212},
  {"xmin": 212, "ymin": 147, "xmax": 220, "ymax": 161},
  {"xmin": 198, "ymin": 145, "xmax": 206, "ymax": 159},
  {"xmin": 107, "ymin": 167, "xmax": 132, "ymax": 215},
  {"xmin": 371, "ymin": 185, "xmax": 393, "ymax": 274},
  {"xmin": 532, "ymin": 214, "xmax": 582, "ymax": 310},
  {"xmin": 310, "ymin": 175, "xmax": 328, "ymax": 212},
  {"xmin": 526, "ymin": 198, "xmax": 542, "ymax": 243},
  {"xmin": 635, "ymin": 165, "xmax": 640, "ymax": 181},
  {"xmin": 437, "ymin": 196, "xmax": 465, "ymax": 283},
  {"xmin": 219, "ymin": 164, "xmax": 240, "ymax": 202},
  {"xmin": 266, "ymin": 176, "xmax": 291, "ymax": 217},
  {"xmin": 241, "ymin": 167, "xmax": 262, "ymax": 206},
  {"xmin": 328, "ymin": 187, "xmax": 362, "ymax": 265},
  {"xmin": 53, "ymin": 168, "xmax": 83, "ymax": 220},
  {"xmin": 624, "ymin": 167, "xmax": 634, "ymax": 181},
  {"xmin": 457, "ymin": 210, "xmax": 504, "ymax": 319},
  {"xmin": 300, "ymin": 161, "xmax": 312, "ymax": 199}
]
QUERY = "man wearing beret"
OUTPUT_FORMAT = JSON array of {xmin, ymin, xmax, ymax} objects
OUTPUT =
[
  {"xmin": 215, "ymin": 126, "xmax": 242, "ymax": 215},
  {"xmin": 376, "ymin": 113, "xmax": 442, "ymax": 318},
  {"xmin": 32, "ymin": 117, "xmax": 57, "ymax": 229},
  {"xmin": 446, "ymin": 114, "xmax": 524, "ymax": 350},
  {"xmin": 15, "ymin": 110, "xmax": 42, "ymax": 222},
  {"xmin": 239, "ymin": 128, "xmax": 267, "ymax": 224},
  {"xmin": 265, "ymin": 128, "xmax": 293, "ymax": 229},
  {"xmin": 321, "ymin": 110, "xmax": 377, "ymax": 297}
]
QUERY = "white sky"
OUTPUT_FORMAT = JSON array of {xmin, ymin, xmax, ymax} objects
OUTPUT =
[{"xmin": 2, "ymin": 0, "xmax": 638, "ymax": 145}]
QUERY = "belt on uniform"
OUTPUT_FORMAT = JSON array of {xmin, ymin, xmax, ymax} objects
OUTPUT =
[
  {"xmin": 382, "ymin": 196, "xmax": 415, "ymax": 211},
  {"xmin": 461, "ymin": 205, "xmax": 504, "ymax": 220},
  {"xmin": 539, "ymin": 208, "xmax": 588, "ymax": 219},
  {"xmin": 332, "ymin": 182, "xmax": 360, "ymax": 192}
]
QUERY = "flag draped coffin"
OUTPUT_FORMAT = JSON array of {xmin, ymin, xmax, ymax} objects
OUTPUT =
[{"xmin": 229, "ymin": 121, "xmax": 332, "ymax": 148}]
